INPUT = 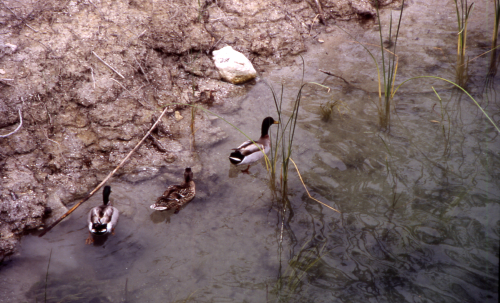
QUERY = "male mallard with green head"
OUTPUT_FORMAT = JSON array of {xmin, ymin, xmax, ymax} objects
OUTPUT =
[
  {"xmin": 229, "ymin": 116, "xmax": 279, "ymax": 173},
  {"xmin": 150, "ymin": 167, "xmax": 196, "ymax": 213},
  {"xmin": 86, "ymin": 185, "xmax": 119, "ymax": 244}
]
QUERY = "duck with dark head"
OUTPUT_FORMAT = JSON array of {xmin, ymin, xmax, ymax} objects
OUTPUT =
[
  {"xmin": 86, "ymin": 185, "xmax": 119, "ymax": 244},
  {"xmin": 229, "ymin": 117, "xmax": 279, "ymax": 173}
]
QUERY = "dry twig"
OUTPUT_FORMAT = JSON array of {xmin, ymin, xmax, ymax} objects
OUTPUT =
[
  {"xmin": 319, "ymin": 69, "xmax": 350, "ymax": 85},
  {"xmin": 1, "ymin": 0, "xmax": 38, "ymax": 32},
  {"xmin": 290, "ymin": 157, "xmax": 340, "ymax": 213},
  {"xmin": 92, "ymin": 51, "xmax": 125, "ymax": 79}
]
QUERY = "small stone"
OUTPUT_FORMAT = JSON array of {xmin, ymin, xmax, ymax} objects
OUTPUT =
[
  {"xmin": 318, "ymin": 39, "xmax": 324, "ymax": 43},
  {"xmin": 212, "ymin": 46, "xmax": 257, "ymax": 84},
  {"xmin": 175, "ymin": 111, "xmax": 183, "ymax": 121}
]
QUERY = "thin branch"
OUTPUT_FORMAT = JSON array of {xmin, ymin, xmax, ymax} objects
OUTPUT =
[
  {"xmin": 39, "ymin": 104, "xmax": 171, "ymax": 237},
  {"xmin": 0, "ymin": 109, "xmax": 22, "ymax": 138},
  {"xmin": 1, "ymin": 0, "xmax": 19, "ymax": 19},
  {"xmin": 1, "ymin": 0, "xmax": 38, "ymax": 32},
  {"xmin": 319, "ymin": 69, "xmax": 350, "ymax": 85},
  {"xmin": 92, "ymin": 51, "xmax": 125, "ymax": 79}
]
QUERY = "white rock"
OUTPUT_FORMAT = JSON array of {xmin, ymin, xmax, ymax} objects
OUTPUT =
[{"xmin": 213, "ymin": 46, "xmax": 256, "ymax": 84}]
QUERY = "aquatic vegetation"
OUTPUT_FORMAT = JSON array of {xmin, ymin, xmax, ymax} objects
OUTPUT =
[
  {"xmin": 374, "ymin": 0, "xmax": 405, "ymax": 129},
  {"xmin": 319, "ymin": 99, "xmax": 350, "ymax": 122},
  {"xmin": 488, "ymin": 0, "xmax": 500, "ymax": 77},
  {"xmin": 319, "ymin": 100, "xmax": 338, "ymax": 122},
  {"xmin": 273, "ymin": 238, "xmax": 327, "ymax": 302},
  {"xmin": 265, "ymin": 75, "xmax": 329, "ymax": 202},
  {"xmin": 332, "ymin": 1, "xmax": 405, "ymax": 130},
  {"xmin": 393, "ymin": 76, "xmax": 500, "ymax": 133},
  {"xmin": 267, "ymin": 80, "xmax": 304, "ymax": 198},
  {"xmin": 453, "ymin": 0, "xmax": 474, "ymax": 87}
]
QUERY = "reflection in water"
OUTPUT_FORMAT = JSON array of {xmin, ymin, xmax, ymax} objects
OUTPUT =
[{"xmin": 149, "ymin": 210, "xmax": 173, "ymax": 224}]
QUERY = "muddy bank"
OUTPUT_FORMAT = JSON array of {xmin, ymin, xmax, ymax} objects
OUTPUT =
[{"xmin": 0, "ymin": 0, "xmax": 399, "ymax": 260}]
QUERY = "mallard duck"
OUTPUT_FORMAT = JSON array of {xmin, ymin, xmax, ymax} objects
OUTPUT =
[
  {"xmin": 86, "ymin": 185, "xmax": 119, "ymax": 244},
  {"xmin": 229, "ymin": 116, "xmax": 279, "ymax": 173},
  {"xmin": 150, "ymin": 167, "xmax": 196, "ymax": 212}
]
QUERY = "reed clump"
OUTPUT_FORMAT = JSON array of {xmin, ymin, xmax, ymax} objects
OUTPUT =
[
  {"xmin": 265, "ymin": 75, "xmax": 330, "ymax": 204},
  {"xmin": 488, "ymin": 0, "xmax": 500, "ymax": 77},
  {"xmin": 454, "ymin": 0, "xmax": 474, "ymax": 87},
  {"xmin": 374, "ymin": 0, "xmax": 405, "ymax": 130}
]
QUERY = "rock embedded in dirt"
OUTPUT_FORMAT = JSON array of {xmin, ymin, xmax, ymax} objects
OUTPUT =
[{"xmin": 213, "ymin": 46, "xmax": 257, "ymax": 84}]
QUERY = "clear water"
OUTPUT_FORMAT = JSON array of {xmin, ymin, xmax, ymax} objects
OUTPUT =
[{"xmin": 1, "ymin": 1, "xmax": 499, "ymax": 302}]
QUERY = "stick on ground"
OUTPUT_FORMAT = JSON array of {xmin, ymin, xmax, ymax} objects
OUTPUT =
[{"xmin": 92, "ymin": 51, "xmax": 125, "ymax": 79}]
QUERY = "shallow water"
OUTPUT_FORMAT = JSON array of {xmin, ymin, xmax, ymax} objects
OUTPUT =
[{"xmin": 1, "ymin": 1, "xmax": 499, "ymax": 302}]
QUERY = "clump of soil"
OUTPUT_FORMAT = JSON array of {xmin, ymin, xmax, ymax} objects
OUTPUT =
[{"xmin": 0, "ymin": 0, "xmax": 397, "ymax": 260}]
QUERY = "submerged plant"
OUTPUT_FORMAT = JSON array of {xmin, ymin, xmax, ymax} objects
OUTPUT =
[
  {"xmin": 319, "ymin": 100, "xmax": 338, "ymax": 122},
  {"xmin": 454, "ymin": 0, "xmax": 474, "ymax": 87},
  {"xmin": 272, "ymin": 236, "xmax": 328, "ymax": 302}
]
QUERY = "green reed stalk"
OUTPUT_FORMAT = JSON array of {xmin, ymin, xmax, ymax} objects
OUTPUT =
[
  {"xmin": 489, "ymin": 0, "xmax": 500, "ymax": 77},
  {"xmin": 375, "ymin": 0, "xmax": 405, "ymax": 129},
  {"xmin": 265, "ymin": 76, "xmax": 329, "ymax": 202},
  {"xmin": 454, "ymin": 0, "xmax": 474, "ymax": 87}
]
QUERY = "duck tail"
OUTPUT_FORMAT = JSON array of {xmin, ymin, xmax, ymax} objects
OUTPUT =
[
  {"xmin": 91, "ymin": 222, "xmax": 108, "ymax": 234},
  {"xmin": 229, "ymin": 151, "xmax": 244, "ymax": 165}
]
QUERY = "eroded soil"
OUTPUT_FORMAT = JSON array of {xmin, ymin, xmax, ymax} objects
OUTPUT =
[{"xmin": 0, "ymin": 0, "xmax": 398, "ymax": 260}]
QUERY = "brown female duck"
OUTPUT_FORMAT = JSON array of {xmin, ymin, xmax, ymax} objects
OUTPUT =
[{"xmin": 150, "ymin": 168, "xmax": 196, "ymax": 213}]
